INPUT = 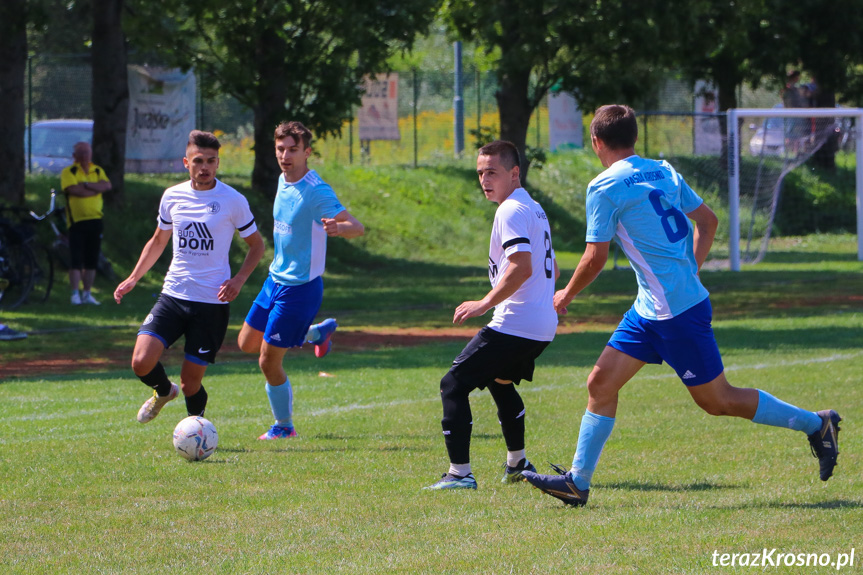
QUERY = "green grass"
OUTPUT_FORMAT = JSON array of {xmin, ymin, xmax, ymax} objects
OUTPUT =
[
  {"xmin": 2, "ymin": 232, "xmax": 862, "ymax": 573},
  {"xmin": 3, "ymin": 154, "xmax": 862, "ymax": 573}
]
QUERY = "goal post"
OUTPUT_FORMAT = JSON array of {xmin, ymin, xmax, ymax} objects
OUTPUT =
[{"xmin": 726, "ymin": 107, "xmax": 863, "ymax": 271}]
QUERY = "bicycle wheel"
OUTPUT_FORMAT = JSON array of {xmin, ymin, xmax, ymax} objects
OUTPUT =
[
  {"xmin": 0, "ymin": 242, "xmax": 36, "ymax": 310},
  {"xmin": 29, "ymin": 242, "xmax": 54, "ymax": 303}
]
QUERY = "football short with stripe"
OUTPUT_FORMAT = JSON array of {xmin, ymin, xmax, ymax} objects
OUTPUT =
[
  {"xmin": 244, "ymin": 275, "xmax": 323, "ymax": 349},
  {"xmin": 606, "ymin": 297, "xmax": 724, "ymax": 386},
  {"xmin": 138, "ymin": 293, "xmax": 230, "ymax": 364}
]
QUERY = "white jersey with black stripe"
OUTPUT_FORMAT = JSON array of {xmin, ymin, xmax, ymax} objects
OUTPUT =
[
  {"xmin": 487, "ymin": 188, "xmax": 557, "ymax": 341},
  {"xmin": 157, "ymin": 179, "xmax": 258, "ymax": 304}
]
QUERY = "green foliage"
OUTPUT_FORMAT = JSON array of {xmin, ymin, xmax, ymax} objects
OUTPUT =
[
  {"xmin": 469, "ymin": 125, "xmax": 496, "ymax": 149},
  {"xmin": 774, "ymin": 166, "xmax": 859, "ymax": 235},
  {"xmin": 125, "ymin": 0, "xmax": 442, "ymax": 192}
]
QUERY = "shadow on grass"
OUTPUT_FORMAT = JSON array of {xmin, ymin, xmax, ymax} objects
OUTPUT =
[
  {"xmin": 597, "ymin": 480, "xmax": 743, "ymax": 492},
  {"xmin": 720, "ymin": 499, "xmax": 863, "ymax": 510}
]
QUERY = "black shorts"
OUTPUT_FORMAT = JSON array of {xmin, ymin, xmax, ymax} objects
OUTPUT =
[
  {"xmin": 449, "ymin": 326, "xmax": 551, "ymax": 390},
  {"xmin": 138, "ymin": 294, "xmax": 230, "ymax": 364},
  {"xmin": 68, "ymin": 219, "xmax": 103, "ymax": 269}
]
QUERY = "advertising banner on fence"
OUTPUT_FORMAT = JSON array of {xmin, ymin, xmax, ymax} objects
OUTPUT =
[
  {"xmin": 125, "ymin": 66, "xmax": 196, "ymax": 173},
  {"xmin": 548, "ymin": 91, "xmax": 583, "ymax": 151},
  {"xmin": 694, "ymin": 79, "xmax": 722, "ymax": 156},
  {"xmin": 358, "ymin": 74, "xmax": 400, "ymax": 141}
]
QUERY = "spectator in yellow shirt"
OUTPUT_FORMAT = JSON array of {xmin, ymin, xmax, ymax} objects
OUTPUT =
[{"xmin": 60, "ymin": 142, "xmax": 112, "ymax": 305}]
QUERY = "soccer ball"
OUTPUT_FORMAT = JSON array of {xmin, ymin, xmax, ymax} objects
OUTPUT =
[{"xmin": 172, "ymin": 416, "xmax": 218, "ymax": 461}]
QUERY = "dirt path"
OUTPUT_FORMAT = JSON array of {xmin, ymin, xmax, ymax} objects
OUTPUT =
[{"xmin": 0, "ymin": 323, "xmax": 598, "ymax": 379}]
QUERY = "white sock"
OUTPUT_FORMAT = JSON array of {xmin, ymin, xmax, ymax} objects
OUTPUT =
[
  {"xmin": 448, "ymin": 463, "xmax": 472, "ymax": 477},
  {"xmin": 507, "ymin": 450, "xmax": 527, "ymax": 468}
]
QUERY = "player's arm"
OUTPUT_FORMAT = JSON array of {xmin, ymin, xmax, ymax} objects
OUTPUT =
[
  {"xmin": 217, "ymin": 231, "xmax": 266, "ymax": 302},
  {"xmin": 453, "ymin": 251, "xmax": 532, "ymax": 325},
  {"xmin": 113, "ymin": 227, "xmax": 172, "ymax": 303},
  {"xmin": 322, "ymin": 209, "xmax": 364, "ymax": 238},
  {"xmin": 553, "ymin": 241, "xmax": 609, "ymax": 315},
  {"xmin": 687, "ymin": 203, "xmax": 718, "ymax": 272}
]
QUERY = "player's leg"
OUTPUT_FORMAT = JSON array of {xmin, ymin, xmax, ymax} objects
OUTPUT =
[
  {"xmin": 132, "ymin": 333, "xmax": 179, "ymax": 423},
  {"xmin": 237, "ymin": 321, "xmax": 264, "ymax": 354},
  {"xmin": 180, "ymin": 301, "xmax": 229, "ymax": 418},
  {"xmin": 668, "ymin": 298, "xmax": 840, "ymax": 481},
  {"xmin": 179, "ymin": 360, "xmax": 208, "ymax": 416},
  {"xmin": 305, "ymin": 318, "xmax": 338, "ymax": 358},
  {"xmin": 524, "ymin": 346, "xmax": 643, "ymax": 505},
  {"xmin": 133, "ymin": 295, "xmax": 186, "ymax": 423},
  {"xmin": 255, "ymin": 277, "xmax": 323, "ymax": 440},
  {"xmin": 258, "ymin": 341, "xmax": 295, "ymax": 439},
  {"xmin": 524, "ymin": 308, "xmax": 652, "ymax": 505},
  {"xmin": 687, "ymin": 373, "xmax": 840, "ymax": 481},
  {"xmin": 489, "ymin": 379, "xmax": 536, "ymax": 482},
  {"xmin": 576, "ymin": 346, "xmax": 643, "ymax": 483},
  {"xmin": 424, "ymin": 370, "xmax": 478, "ymax": 490},
  {"xmin": 238, "ymin": 276, "xmax": 275, "ymax": 355},
  {"xmin": 484, "ymin": 333, "xmax": 551, "ymax": 483},
  {"xmin": 427, "ymin": 328, "xmax": 512, "ymax": 490}
]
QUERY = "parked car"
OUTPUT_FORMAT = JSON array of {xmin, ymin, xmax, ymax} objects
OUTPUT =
[
  {"xmin": 748, "ymin": 106, "xmax": 853, "ymax": 157},
  {"xmin": 24, "ymin": 119, "xmax": 93, "ymax": 173}
]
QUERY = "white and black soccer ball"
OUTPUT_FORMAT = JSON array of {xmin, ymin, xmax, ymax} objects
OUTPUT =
[{"xmin": 172, "ymin": 416, "xmax": 218, "ymax": 461}]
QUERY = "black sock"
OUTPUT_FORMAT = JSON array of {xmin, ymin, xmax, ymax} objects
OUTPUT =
[
  {"xmin": 139, "ymin": 362, "xmax": 172, "ymax": 397},
  {"xmin": 488, "ymin": 381, "xmax": 526, "ymax": 452},
  {"xmin": 185, "ymin": 386, "xmax": 208, "ymax": 417}
]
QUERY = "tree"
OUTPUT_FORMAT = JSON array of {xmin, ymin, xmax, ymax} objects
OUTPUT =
[
  {"xmin": 761, "ymin": 0, "xmax": 863, "ymax": 168},
  {"xmin": 0, "ymin": 0, "xmax": 28, "ymax": 204},
  {"xmin": 443, "ymin": 0, "xmax": 666, "ymax": 183},
  {"xmin": 91, "ymin": 0, "xmax": 128, "ymax": 199},
  {"xmin": 127, "ymin": 0, "xmax": 440, "ymax": 196}
]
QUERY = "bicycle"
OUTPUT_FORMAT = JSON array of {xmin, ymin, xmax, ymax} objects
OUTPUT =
[{"xmin": 0, "ymin": 192, "xmax": 57, "ymax": 310}]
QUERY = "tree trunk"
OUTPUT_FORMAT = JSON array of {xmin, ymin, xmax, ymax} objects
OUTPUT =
[
  {"xmin": 713, "ymin": 64, "xmax": 740, "ymax": 173},
  {"xmin": 251, "ymin": 27, "xmax": 286, "ymax": 198},
  {"xmin": 0, "ymin": 0, "xmax": 27, "ymax": 205},
  {"xmin": 91, "ymin": 0, "xmax": 128, "ymax": 203},
  {"xmin": 811, "ymin": 88, "xmax": 837, "ymax": 170},
  {"xmin": 495, "ymin": 63, "xmax": 533, "ymax": 185}
]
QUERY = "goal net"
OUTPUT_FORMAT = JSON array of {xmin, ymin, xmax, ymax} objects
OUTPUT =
[{"xmin": 725, "ymin": 107, "xmax": 863, "ymax": 270}]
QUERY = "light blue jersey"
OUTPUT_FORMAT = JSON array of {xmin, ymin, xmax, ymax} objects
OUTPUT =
[
  {"xmin": 585, "ymin": 155, "xmax": 708, "ymax": 320},
  {"xmin": 269, "ymin": 170, "xmax": 345, "ymax": 286}
]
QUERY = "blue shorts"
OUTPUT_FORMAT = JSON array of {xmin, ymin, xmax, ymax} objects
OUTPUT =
[
  {"xmin": 244, "ymin": 275, "xmax": 323, "ymax": 349},
  {"xmin": 607, "ymin": 298, "xmax": 724, "ymax": 386}
]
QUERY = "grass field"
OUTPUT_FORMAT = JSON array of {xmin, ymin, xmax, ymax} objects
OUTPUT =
[{"xmin": 1, "ymin": 232, "xmax": 861, "ymax": 573}]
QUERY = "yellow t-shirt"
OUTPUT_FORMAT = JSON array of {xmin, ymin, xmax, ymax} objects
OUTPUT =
[{"xmin": 60, "ymin": 162, "xmax": 109, "ymax": 225}]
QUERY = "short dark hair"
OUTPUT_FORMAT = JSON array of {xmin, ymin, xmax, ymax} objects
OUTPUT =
[
  {"xmin": 478, "ymin": 140, "xmax": 520, "ymax": 170},
  {"xmin": 591, "ymin": 105, "xmax": 638, "ymax": 150},
  {"xmin": 187, "ymin": 130, "xmax": 221, "ymax": 151},
  {"xmin": 274, "ymin": 121, "xmax": 312, "ymax": 149}
]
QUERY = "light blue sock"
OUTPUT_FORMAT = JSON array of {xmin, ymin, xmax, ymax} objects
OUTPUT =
[
  {"xmin": 570, "ymin": 410, "xmax": 615, "ymax": 491},
  {"xmin": 752, "ymin": 389, "xmax": 821, "ymax": 434},
  {"xmin": 265, "ymin": 379, "xmax": 293, "ymax": 428}
]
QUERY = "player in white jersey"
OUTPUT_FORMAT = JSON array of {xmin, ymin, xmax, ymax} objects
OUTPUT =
[
  {"xmin": 114, "ymin": 130, "xmax": 265, "ymax": 424},
  {"xmin": 238, "ymin": 121, "xmax": 364, "ymax": 440},
  {"xmin": 523, "ymin": 105, "xmax": 841, "ymax": 507},
  {"xmin": 425, "ymin": 140, "xmax": 559, "ymax": 491}
]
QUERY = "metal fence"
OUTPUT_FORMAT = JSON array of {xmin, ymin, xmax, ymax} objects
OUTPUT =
[{"xmin": 26, "ymin": 54, "xmax": 787, "ymax": 170}]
